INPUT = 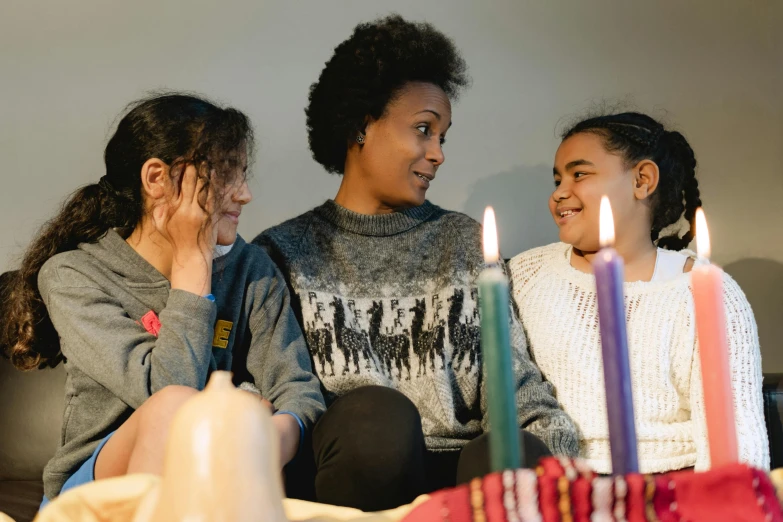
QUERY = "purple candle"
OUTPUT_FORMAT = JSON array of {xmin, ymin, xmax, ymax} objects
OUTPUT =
[{"xmin": 593, "ymin": 196, "xmax": 639, "ymax": 474}]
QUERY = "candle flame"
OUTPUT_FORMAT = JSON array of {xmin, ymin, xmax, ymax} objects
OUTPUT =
[
  {"xmin": 599, "ymin": 196, "xmax": 615, "ymax": 248},
  {"xmin": 483, "ymin": 206, "xmax": 499, "ymax": 263},
  {"xmin": 695, "ymin": 208, "xmax": 711, "ymax": 259}
]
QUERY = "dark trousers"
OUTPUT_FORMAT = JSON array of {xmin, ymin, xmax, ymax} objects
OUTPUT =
[{"xmin": 284, "ymin": 385, "xmax": 552, "ymax": 512}]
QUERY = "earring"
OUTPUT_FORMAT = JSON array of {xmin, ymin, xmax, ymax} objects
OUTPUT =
[{"xmin": 356, "ymin": 133, "xmax": 365, "ymax": 145}]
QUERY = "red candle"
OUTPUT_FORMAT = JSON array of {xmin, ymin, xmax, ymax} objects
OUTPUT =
[{"xmin": 691, "ymin": 208, "xmax": 738, "ymax": 467}]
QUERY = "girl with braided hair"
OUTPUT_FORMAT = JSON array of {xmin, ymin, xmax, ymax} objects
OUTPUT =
[{"xmin": 509, "ymin": 112, "xmax": 768, "ymax": 473}]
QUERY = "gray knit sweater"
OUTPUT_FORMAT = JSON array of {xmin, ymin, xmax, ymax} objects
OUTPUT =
[
  {"xmin": 38, "ymin": 230, "xmax": 325, "ymax": 499},
  {"xmin": 254, "ymin": 200, "xmax": 578, "ymax": 455}
]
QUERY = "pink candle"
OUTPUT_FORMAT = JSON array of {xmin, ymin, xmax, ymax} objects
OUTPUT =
[{"xmin": 691, "ymin": 208, "xmax": 738, "ymax": 467}]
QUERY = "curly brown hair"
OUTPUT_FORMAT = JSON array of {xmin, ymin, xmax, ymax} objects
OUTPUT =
[{"xmin": 1, "ymin": 93, "xmax": 253, "ymax": 370}]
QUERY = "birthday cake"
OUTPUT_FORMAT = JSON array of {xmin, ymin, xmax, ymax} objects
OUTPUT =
[{"xmin": 402, "ymin": 457, "xmax": 783, "ymax": 522}]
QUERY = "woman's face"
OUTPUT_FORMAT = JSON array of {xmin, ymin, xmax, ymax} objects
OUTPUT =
[
  {"xmin": 551, "ymin": 133, "xmax": 638, "ymax": 252},
  {"xmin": 353, "ymin": 82, "xmax": 452, "ymax": 209}
]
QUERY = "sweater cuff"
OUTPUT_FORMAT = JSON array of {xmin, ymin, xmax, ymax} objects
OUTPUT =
[
  {"xmin": 166, "ymin": 289, "xmax": 217, "ymax": 324},
  {"xmin": 529, "ymin": 417, "xmax": 580, "ymax": 457}
]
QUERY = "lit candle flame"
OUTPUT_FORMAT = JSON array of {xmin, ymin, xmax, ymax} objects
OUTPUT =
[
  {"xmin": 695, "ymin": 208, "xmax": 710, "ymax": 259},
  {"xmin": 483, "ymin": 206, "xmax": 499, "ymax": 263},
  {"xmin": 599, "ymin": 196, "xmax": 615, "ymax": 248}
]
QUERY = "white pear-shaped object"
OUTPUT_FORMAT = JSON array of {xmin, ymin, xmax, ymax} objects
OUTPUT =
[{"xmin": 147, "ymin": 371, "xmax": 287, "ymax": 522}]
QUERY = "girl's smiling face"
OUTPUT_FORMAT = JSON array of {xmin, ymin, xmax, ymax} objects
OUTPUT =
[{"xmin": 551, "ymin": 132, "xmax": 651, "ymax": 252}]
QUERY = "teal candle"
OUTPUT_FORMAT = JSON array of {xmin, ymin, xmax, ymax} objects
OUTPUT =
[{"xmin": 479, "ymin": 207, "xmax": 522, "ymax": 472}]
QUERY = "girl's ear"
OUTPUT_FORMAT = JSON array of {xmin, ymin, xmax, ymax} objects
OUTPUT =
[
  {"xmin": 633, "ymin": 159, "xmax": 660, "ymax": 201},
  {"xmin": 140, "ymin": 158, "xmax": 170, "ymax": 201}
]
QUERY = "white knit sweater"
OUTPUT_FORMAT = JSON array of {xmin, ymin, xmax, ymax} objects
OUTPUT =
[{"xmin": 509, "ymin": 242, "xmax": 769, "ymax": 473}]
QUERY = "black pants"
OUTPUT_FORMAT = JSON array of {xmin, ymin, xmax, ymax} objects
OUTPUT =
[{"xmin": 284, "ymin": 386, "xmax": 552, "ymax": 512}]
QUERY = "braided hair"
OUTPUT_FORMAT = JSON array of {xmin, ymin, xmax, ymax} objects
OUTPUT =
[{"xmin": 562, "ymin": 112, "xmax": 701, "ymax": 250}]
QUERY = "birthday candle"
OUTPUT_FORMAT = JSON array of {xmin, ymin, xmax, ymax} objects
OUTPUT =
[
  {"xmin": 691, "ymin": 208, "xmax": 738, "ymax": 467},
  {"xmin": 593, "ymin": 196, "xmax": 639, "ymax": 474},
  {"xmin": 479, "ymin": 207, "xmax": 522, "ymax": 471}
]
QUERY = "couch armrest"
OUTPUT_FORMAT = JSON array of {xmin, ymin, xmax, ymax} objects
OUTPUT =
[{"xmin": 763, "ymin": 373, "xmax": 782, "ymax": 469}]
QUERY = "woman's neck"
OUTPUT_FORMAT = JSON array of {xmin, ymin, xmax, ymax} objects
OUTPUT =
[
  {"xmin": 126, "ymin": 223, "xmax": 174, "ymax": 280},
  {"xmin": 333, "ymin": 188, "xmax": 393, "ymax": 216},
  {"xmin": 333, "ymin": 172, "xmax": 398, "ymax": 215},
  {"xmin": 337, "ymin": 155, "xmax": 416, "ymax": 215},
  {"xmin": 570, "ymin": 233, "xmax": 658, "ymax": 282}
]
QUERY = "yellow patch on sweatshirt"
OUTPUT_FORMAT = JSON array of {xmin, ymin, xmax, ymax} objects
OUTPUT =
[{"xmin": 212, "ymin": 320, "xmax": 233, "ymax": 349}]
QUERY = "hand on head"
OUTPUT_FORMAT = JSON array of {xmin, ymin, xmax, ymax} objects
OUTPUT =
[{"xmin": 151, "ymin": 163, "xmax": 217, "ymax": 262}]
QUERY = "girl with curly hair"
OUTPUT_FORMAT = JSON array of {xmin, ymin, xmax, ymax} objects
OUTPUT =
[
  {"xmin": 1, "ymin": 93, "xmax": 325, "ymax": 507},
  {"xmin": 509, "ymin": 112, "xmax": 769, "ymax": 473},
  {"xmin": 254, "ymin": 15, "xmax": 578, "ymax": 510}
]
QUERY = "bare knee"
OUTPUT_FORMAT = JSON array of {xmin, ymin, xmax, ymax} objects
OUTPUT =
[
  {"xmin": 97, "ymin": 386, "xmax": 198, "ymax": 478},
  {"xmin": 150, "ymin": 384, "xmax": 198, "ymax": 403},
  {"xmin": 150, "ymin": 384, "xmax": 198, "ymax": 406},
  {"xmin": 137, "ymin": 385, "xmax": 198, "ymax": 430}
]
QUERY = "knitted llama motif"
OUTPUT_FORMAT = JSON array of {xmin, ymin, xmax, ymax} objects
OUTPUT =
[
  {"xmin": 300, "ymin": 287, "xmax": 481, "ymax": 381},
  {"xmin": 298, "ymin": 285, "xmax": 486, "ymax": 442}
]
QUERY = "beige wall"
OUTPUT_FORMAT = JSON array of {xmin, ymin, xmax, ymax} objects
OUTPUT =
[{"xmin": 1, "ymin": 0, "xmax": 781, "ymax": 369}]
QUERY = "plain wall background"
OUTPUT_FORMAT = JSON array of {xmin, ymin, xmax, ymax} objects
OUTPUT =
[{"xmin": 2, "ymin": 0, "xmax": 781, "ymax": 369}]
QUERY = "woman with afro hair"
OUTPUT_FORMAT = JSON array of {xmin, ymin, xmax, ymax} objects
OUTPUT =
[{"xmin": 254, "ymin": 15, "xmax": 578, "ymax": 511}]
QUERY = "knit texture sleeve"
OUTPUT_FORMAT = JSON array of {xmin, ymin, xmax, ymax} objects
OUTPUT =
[
  {"xmin": 689, "ymin": 272, "xmax": 769, "ymax": 470},
  {"xmin": 480, "ymin": 259, "xmax": 580, "ymax": 457},
  {"xmin": 244, "ymin": 263, "xmax": 326, "ymax": 432},
  {"xmin": 508, "ymin": 309, "xmax": 580, "ymax": 457},
  {"xmin": 723, "ymin": 273, "xmax": 769, "ymax": 469}
]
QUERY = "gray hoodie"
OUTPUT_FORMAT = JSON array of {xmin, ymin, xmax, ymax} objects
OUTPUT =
[{"xmin": 38, "ymin": 229, "xmax": 325, "ymax": 499}]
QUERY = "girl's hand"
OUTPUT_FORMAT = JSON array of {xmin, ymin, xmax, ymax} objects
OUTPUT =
[
  {"xmin": 153, "ymin": 164, "xmax": 217, "ymax": 260},
  {"xmin": 153, "ymin": 164, "xmax": 217, "ymax": 296}
]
